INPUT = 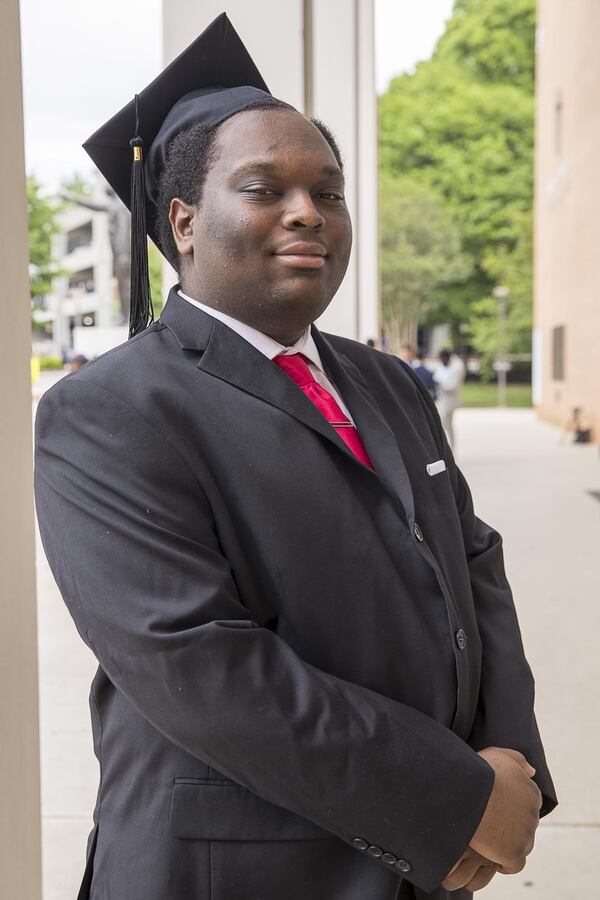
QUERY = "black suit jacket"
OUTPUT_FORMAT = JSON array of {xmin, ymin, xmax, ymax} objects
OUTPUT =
[{"xmin": 34, "ymin": 288, "xmax": 556, "ymax": 900}]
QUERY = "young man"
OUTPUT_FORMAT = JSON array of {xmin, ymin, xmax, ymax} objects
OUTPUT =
[{"xmin": 34, "ymin": 14, "xmax": 555, "ymax": 900}]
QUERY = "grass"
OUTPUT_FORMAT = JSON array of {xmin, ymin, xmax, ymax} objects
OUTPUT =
[{"xmin": 461, "ymin": 382, "xmax": 532, "ymax": 408}]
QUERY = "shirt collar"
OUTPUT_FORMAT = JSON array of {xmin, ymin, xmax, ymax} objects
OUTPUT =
[{"xmin": 177, "ymin": 288, "xmax": 325, "ymax": 370}]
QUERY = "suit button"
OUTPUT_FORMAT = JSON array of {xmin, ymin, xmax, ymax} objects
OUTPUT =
[
  {"xmin": 456, "ymin": 628, "xmax": 467, "ymax": 650},
  {"xmin": 381, "ymin": 852, "xmax": 397, "ymax": 865},
  {"xmin": 414, "ymin": 522, "xmax": 424, "ymax": 542},
  {"xmin": 352, "ymin": 838, "xmax": 368, "ymax": 851},
  {"xmin": 367, "ymin": 845, "xmax": 383, "ymax": 858},
  {"xmin": 395, "ymin": 859, "xmax": 412, "ymax": 874}
]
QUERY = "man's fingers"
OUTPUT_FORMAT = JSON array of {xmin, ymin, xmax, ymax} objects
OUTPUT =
[
  {"xmin": 441, "ymin": 856, "xmax": 485, "ymax": 891},
  {"xmin": 446, "ymin": 856, "xmax": 465, "ymax": 878},
  {"xmin": 495, "ymin": 747, "xmax": 536, "ymax": 777},
  {"xmin": 465, "ymin": 864, "xmax": 499, "ymax": 892},
  {"xmin": 498, "ymin": 857, "xmax": 527, "ymax": 876}
]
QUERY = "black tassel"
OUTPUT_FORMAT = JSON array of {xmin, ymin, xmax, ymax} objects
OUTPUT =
[{"xmin": 128, "ymin": 94, "xmax": 154, "ymax": 339}]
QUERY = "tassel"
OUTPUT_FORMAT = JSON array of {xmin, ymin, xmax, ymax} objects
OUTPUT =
[{"xmin": 128, "ymin": 94, "xmax": 154, "ymax": 338}]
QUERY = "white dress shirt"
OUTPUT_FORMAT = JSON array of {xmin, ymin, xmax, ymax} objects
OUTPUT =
[{"xmin": 178, "ymin": 289, "xmax": 355, "ymax": 423}]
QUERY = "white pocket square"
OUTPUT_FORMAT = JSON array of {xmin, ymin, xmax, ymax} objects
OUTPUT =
[{"xmin": 426, "ymin": 460, "xmax": 447, "ymax": 477}]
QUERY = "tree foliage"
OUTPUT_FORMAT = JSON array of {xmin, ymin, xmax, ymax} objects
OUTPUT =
[
  {"xmin": 27, "ymin": 176, "xmax": 64, "ymax": 301},
  {"xmin": 380, "ymin": 176, "xmax": 471, "ymax": 336},
  {"xmin": 379, "ymin": 0, "xmax": 535, "ymax": 360},
  {"xmin": 469, "ymin": 209, "xmax": 533, "ymax": 374}
]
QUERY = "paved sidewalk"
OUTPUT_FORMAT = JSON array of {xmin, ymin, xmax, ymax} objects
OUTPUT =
[
  {"xmin": 35, "ymin": 402, "xmax": 600, "ymax": 899},
  {"xmin": 453, "ymin": 409, "xmax": 600, "ymax": 899}
]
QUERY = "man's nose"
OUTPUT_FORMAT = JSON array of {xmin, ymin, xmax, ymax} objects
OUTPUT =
[{"xmin": 281, "ymin": 192, "xmax": 325, "ymax": 229}]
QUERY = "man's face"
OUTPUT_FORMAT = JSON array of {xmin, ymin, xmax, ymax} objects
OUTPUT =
[{"xmin": 173, "ymin": 108, "xmax": 352, "ymax": 344}]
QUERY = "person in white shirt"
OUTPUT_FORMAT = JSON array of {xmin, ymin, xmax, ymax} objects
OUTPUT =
[{"xmin": 433, "ymin": 349, "xmax": 466, "ymax": 451}]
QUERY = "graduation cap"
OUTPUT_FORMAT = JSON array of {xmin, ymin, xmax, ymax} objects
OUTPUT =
[{"xmin": 83, "ymin": 13, "xmax": 277, "ymax": 338}]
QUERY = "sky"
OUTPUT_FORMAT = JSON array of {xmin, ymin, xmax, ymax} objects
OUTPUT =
[
  {"xmin": 20, "ymin": 0, "xmax": 453, "ymax": 190},
  {"xmin": 374, "ymin": 0, "xmax": 454, "ymax": 93}
]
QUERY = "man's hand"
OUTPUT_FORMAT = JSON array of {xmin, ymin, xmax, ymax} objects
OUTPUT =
[
  {"xmin": 441, "ymin": 847, "xmax": 499, "ymax": 892},
  {"xmin": 470, "ymin": 747, "xmax": 542, "ymax": 875}
]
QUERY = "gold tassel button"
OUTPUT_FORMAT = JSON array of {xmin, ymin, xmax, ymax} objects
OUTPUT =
[{"xmin": 133, "ymin": 145, "xmax": 142, "ymax": 162}]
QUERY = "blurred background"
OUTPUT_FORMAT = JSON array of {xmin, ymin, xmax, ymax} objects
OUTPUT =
[{"xmin": 2, "ymin": 1, "xmax": 599, "ymax": 898}]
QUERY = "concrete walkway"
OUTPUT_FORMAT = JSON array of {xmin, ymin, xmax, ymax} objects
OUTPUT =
[
  {"xmin": 453, "ymin": 409, "xmax": 600, "ymax": 899},
  {"xmin": 34, "ymin": 397, "xmax": 600, "ymax": 899}
]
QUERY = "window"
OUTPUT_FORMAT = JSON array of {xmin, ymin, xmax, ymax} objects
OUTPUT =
[
  {"xmin": 66, "ymin": 222, "xmax": 93, "ymax": 254},
  {"xmin": 554, "ymin": 90, "xmax": 563, "ymax": 156},
  {"xmin": 67, "ymin": 267, "xmax": 95, "ymax": 297},
  {"xmin": 552, "ymin": 325, "xmax": 565, "ymax": 381}
]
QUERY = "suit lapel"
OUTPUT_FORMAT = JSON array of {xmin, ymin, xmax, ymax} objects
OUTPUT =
[
  {"xmin": 162, "ymin": 289, "xmax": 360, "ymax": 459},
  {"xmin": 311, "ymin": 327, "xmax": 415, "ymax": 525},
  {"xmin": 196, "ymin": 316, "xmax": 365, "ymax": 465},
  {"xmin": 160, "ymin": 289, "xmax": 414, "ymax": 523}
]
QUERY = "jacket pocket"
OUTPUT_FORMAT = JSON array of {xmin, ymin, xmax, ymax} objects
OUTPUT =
[{"xmin": 169, "ymin": 778, "xmax": 331, "ymax": 841}]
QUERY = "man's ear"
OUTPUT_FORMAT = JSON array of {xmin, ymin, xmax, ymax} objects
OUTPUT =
[{"xmin": 169, "ymin": 198, "xmax": 196, "ymax": 257}]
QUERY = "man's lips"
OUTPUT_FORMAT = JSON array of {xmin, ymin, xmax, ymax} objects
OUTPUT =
[{"xmin": 273, "ymin": 242, "xmax": 328, "ymax": 269}]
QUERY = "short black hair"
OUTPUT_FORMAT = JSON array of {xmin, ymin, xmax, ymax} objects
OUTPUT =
[{"xmin": 155, "ymin": 100, "xmax": 344, "ymax": 272}]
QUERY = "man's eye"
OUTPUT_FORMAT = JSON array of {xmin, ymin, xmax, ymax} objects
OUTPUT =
[
  {"xmin": 319, "ymin": 192, "xmax": 344, "ymax": 201},
  {"xmin": 243, "ymin": 187, "xmax": 275, "ymax": 196}
]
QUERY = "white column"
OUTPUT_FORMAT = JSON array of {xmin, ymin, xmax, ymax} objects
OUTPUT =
[
  {"xmin": 0, "ymin": 1, "xmax": 42, "ymax": 897},
  {"xmin": 163, "ymin": 1, "xmax": 304, "ymax": 108}
]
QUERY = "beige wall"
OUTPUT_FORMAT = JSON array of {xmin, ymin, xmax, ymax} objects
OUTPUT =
[
  {"xmin": 534, "ymin": 0, "xmax": 600, "ymax": 440},
  {"xmin": 162, "ymin": 0, "xmax": 379, "ymax": 343},
  {"xmin": 0, "ymin": 0, "xmax": 42, "ymax": 896}
]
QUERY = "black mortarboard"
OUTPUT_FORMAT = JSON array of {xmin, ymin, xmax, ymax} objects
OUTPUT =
[{"xmin": 83, "ymin": 13, "xmax": 276, "ymax": 338}]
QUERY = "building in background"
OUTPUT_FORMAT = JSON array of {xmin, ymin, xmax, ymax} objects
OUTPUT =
[
  {"xmin": 534, "ymin": 0, "xmax": 600, "ymax": 441},
  {"xmin": 162, "ymin": 0, "xmax": 379, "ymax": 344},
  {"xmin": 43, "ymin": 175, "xmax": 127, "ymax": 359}
]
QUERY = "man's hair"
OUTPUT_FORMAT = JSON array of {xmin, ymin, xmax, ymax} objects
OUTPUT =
[{"xmin": 155, "ymin": 99, "xmax": 344, "ymax": 272}]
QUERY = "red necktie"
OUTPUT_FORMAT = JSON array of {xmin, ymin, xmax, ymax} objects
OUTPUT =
[{"xmin": 274, "ymin": 353, "xmax": 374, "ymax": 470}]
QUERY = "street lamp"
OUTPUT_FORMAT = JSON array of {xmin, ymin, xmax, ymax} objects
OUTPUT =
[{"xmin": 492, "ymin": 285, "xmax": 511, "ymax": 408}]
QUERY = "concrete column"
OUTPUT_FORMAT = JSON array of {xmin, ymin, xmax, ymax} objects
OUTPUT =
[
  {"xmin": 162, "ymin": 0, "xmax": 379, "ymax": 342},
  {"xmin": 0, "ymin": 1, "xmax": 43, "ymax": 898},
  {"xmin": 310, "ymin": 0, "xmax": 378, "ymax": 341}
]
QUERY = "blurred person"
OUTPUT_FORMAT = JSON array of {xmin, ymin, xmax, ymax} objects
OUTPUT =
[
  {"xmin": 33, "ymin": 15, "xmax": 555, "ymax": 900},
  {"xmin": 411, "ymin": 350, "xmax": 437, "ymax": 400},
  {"xmin": 434, "ymin": 348, "xmax": 466, "ymax": 450},
  {"xmin": 68, "ymin": 353, "xmax": 89, "ymax": 372},
  {"xmin": 399, "ymin": 343, "xmax": 416, "ymax": 364}
]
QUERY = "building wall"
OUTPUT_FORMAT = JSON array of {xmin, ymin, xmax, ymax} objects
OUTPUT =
[
  {"xmin": 48, "ymin": 177, "xmax": 117, "ymax": 356},
  {"xmin": 162, "ymin": 0, "xmax": 379, "ymax": 343},
  {"xmin": 0, "ymin": 0, "xmax": 42, "ymax": 896},
  {"xmin": 534, "ymin": 0, "xmax": 600, "ymax": 440}
]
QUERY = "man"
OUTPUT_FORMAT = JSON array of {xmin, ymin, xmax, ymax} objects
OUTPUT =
[
  {"xmin": 410, "ymin": 350, "xmax": 437, "ymax": 401},
  {"xmin": 68, "ymin": 353, "xmax": 89, "ymax": 372},
  {"xmin": 399, "ymin": 343, "xmax": 416, "ymax": 364},
  {"xmin": 434, "ymin": 348, "xmax": 467, "ymax": 450},
  {"xmin": 34, "ymin": 14, "xmax": 555, "ymax": 900}
]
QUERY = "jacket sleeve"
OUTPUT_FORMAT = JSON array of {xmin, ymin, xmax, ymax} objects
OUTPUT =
[
  {"xmin": 34, "ymin": 372, "xmax": 495, "ymax": 892},
  {"xmin": 404, "ymin": 364, "xmax": 557, "ymax": 819}
]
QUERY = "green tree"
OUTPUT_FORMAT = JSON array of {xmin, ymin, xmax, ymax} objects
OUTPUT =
[
  {"xmin": 61, "ymin": 172, "xmax": 92, "ymax": 197},
  {"xmin": 469, "ymin": 209, "xmax": 533, "ymax": 375},
  {"xmin": 378, "ymin": 0, "xmax": 536, "ymax": 354},
  {"xmin": 27, "ymin": 176, "xmax": 63, "ymax": 303},
  {"xmin": 436, "ymin": 0, "xmax": 535, "ymax": 92},
  {"xmin": 380, "ymin": 176, "xmax": 471, "ymax": 345}
]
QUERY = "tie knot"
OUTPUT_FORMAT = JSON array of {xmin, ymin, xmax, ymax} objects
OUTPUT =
[{"xmin": 273, "ymin": 353, "xmax": 315, "ymax": 388}]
